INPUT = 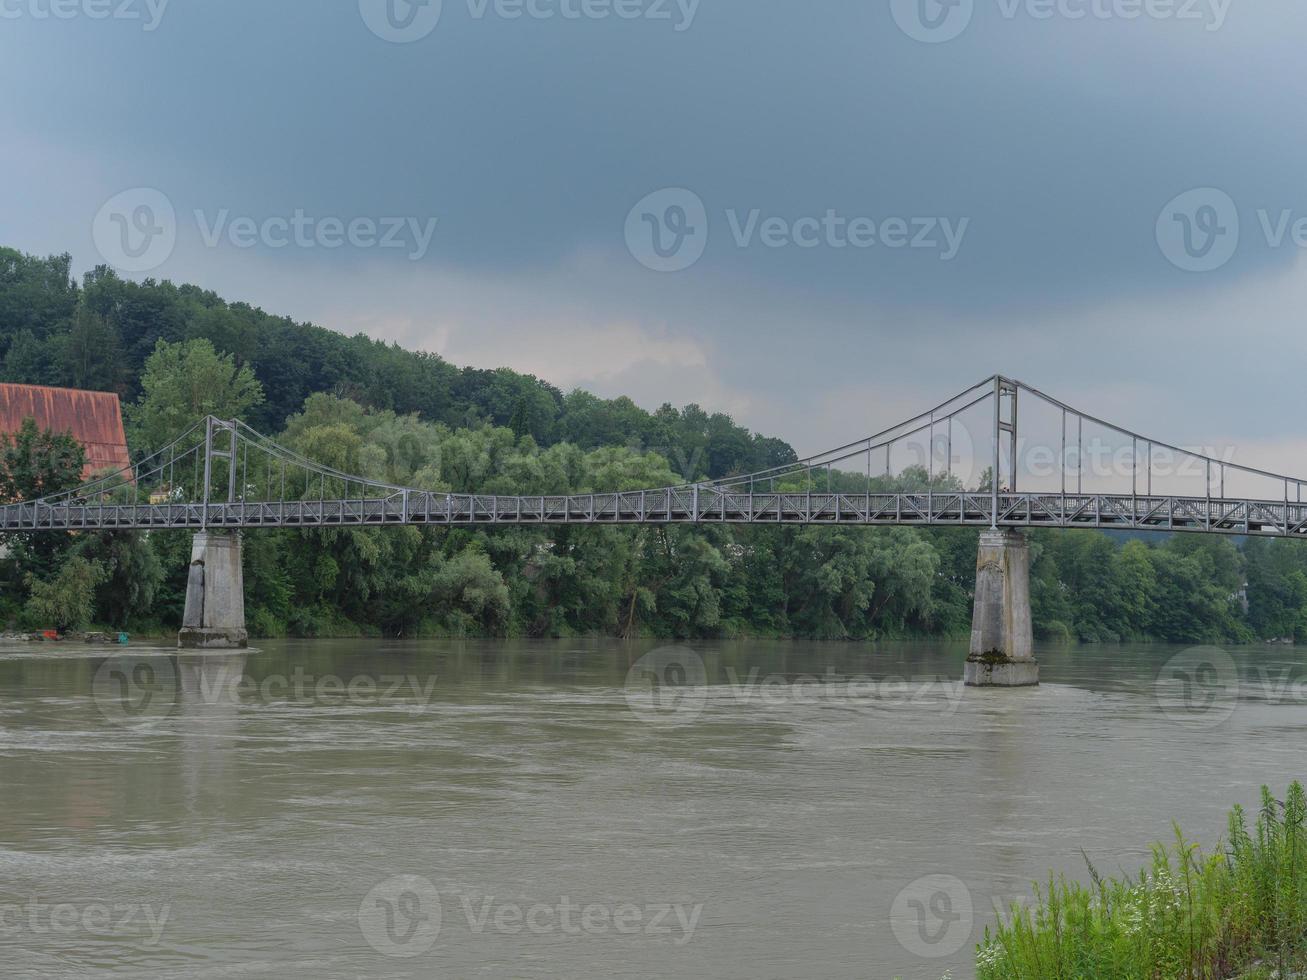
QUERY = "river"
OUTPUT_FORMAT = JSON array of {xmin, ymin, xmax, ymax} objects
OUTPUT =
[{"xmin": 1, "ymin": 638, "xmax": 1305, "ymax": 979}]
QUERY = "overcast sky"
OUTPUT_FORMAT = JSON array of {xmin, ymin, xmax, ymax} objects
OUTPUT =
[{"xmin": 2, "ymin": 0, "xmax": 1304, "ymax": 476}]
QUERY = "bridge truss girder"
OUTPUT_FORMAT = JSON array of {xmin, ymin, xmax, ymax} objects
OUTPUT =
[{"xmin": 3, "ymin": 490, "xmax": 1306, "ymax": 538}]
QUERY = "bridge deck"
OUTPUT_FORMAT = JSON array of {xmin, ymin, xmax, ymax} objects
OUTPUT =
[{"xmin": 4, "ymin": 491, "xmax": 1305, "ymax": 537}]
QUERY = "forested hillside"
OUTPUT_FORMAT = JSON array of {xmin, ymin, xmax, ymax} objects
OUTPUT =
[{"xmin": 1, "ymin": 246, "xmax": 1303, "ymax": 644}]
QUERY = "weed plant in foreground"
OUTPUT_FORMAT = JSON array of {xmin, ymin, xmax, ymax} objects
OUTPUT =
[{"xmin": 976, "ymin": 783, "xmax": 1307, "ymax": 979}]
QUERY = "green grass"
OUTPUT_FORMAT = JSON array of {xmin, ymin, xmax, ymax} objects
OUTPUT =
[{"xmin": 977, "ymin": 783, "xmax": 1307, "ymax": 980}]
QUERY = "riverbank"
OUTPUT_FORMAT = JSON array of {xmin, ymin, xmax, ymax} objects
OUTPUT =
[{"xmin": 976, "ymin": 783, "xmax": 1307, "ymax": 979}]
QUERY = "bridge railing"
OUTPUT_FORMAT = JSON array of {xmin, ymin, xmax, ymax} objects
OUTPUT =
[{"xmin": 3, "ymin": 489, "xmax": 1307, "ymax": 537}]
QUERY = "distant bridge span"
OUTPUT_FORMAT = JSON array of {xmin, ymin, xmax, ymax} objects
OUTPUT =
[
  {"xmin": 5, "ymin": 375, "xmax": 1301, "ymax": 668},
  {"xmin": 4, "ymin": 489, "xmax": 1306, "ymax": 537},
  {"xmin": 2, "ymin": 375, "xmax": 1302, "ymax": 538}
]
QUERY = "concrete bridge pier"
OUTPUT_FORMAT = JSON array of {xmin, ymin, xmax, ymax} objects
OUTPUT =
[
  {"xmin": 178, "ymin": 531, "xmax": 248, "ymax": 650},
  {"xmin": 964, "ymin": 529, "xmax": 1038, "ymax": 687}
]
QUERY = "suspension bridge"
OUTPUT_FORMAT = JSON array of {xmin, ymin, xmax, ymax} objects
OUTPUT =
[
  {"xmin": 4, "ymin": 375, "xmax": 1301, "ymax": 683},
  {"xmin": 1, "ymin": 376, "xmax": 1302, "ymax": 537}
]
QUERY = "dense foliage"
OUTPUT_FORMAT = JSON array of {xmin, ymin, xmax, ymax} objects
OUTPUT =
[
  {"xmin": 0, "ymin": 249, "xmax": 794, "ymax": 476},
  {"xmin": 0, "ymin": 245, "xmax": 1303, "ymax": 642},
  {"xmin": 978, "ymin": 783, "xmax": 1307, "ymax": 979}
]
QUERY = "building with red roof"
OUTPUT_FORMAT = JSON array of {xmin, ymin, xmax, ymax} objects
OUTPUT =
[{"xmin": 0, "ymin": 383, "xmax": 131, "ymax": 480}]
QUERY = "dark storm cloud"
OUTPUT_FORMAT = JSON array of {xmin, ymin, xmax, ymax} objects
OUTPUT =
[{"xmin": 2, "ymin": 0, "xmax": 1305, "ymax": 458}]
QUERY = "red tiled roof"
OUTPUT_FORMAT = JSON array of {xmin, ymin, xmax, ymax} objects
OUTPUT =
[{"xmin": 0, "ymin": 384, "xmax": 131, "ymax": 479}]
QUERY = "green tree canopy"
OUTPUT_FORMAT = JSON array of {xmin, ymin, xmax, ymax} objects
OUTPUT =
[
  {"xmin": 0, "ymin": 417, "xmax": 85, "ymax": 502},
  {"xmin": 127, "ymin": 338, "xmax": 264, "ymax": 453},
  {"xmin": 25, "ymin": 557, "xmax": 106, "ymax": 632}
]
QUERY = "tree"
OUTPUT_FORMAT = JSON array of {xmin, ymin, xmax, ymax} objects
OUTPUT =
[
  {"xmin": 1245, "ymin": 539, "xmax": 1307, "ymax": 642},
  {"xmin": 0, "ymin": 249, "xmax": 77, "ymax": 346},
  {"xmin": 431, "ymin": 547, "xmax": 511, "ymax": 635},
  {"xmin": 73, "ymin": 532, "xmax": 165, "ymax": 629},
  {"xmin": 640, "ymin": 529, "xmax": 730, "ymax": 638},
  {"xmin": 0, "ymin": 418, "xmax": 87, "ymax": 578},
  {"xmin": 3, "ymin": 329, "xmax": 59, "ymax": 385},
  {"xmin": 1113, "ymin": 539, "xmax": 1159, "ymax": 639},
  {"xmin": 25, "ymin": 557, "xmax": 106, "ymax": 632},
  {"xmin": 127, "ymin": 338, "xmax": 264, "ymax": 453},
  {"xmin": 56, "ymin": 303, "xmax": 124, "ymax": 392},
  {"xmin": 0, "ymin": 417, "xmax": 85, "ymax": 502}
]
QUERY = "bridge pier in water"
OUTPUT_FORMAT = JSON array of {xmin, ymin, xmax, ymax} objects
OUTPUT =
[
  {"xmin": 178, "ymin": 531, "xmax": 248, "ymax": 650},
  {"xmin": 964, "ymin": 529, "xmax": 1039, "ymax": 687}
]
